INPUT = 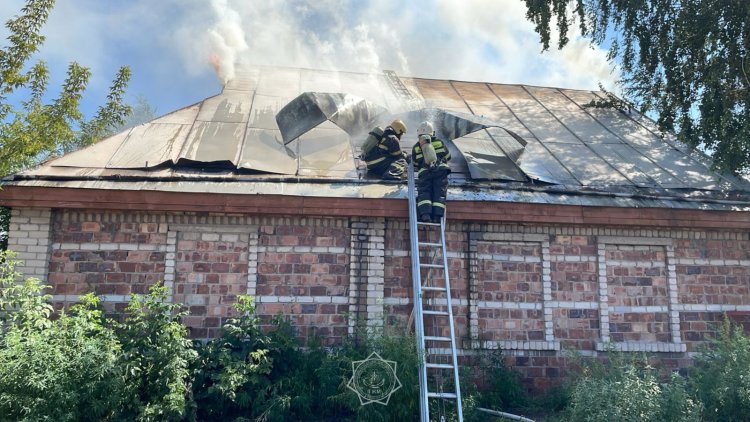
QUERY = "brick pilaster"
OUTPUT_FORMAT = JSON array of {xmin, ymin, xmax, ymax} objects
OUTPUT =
[
  {"xmin": 349, "ymin": 217, "xmax": 385, "ymax": 332},
  {"xmin": 6, "ymin": 208, "xmax": 52, "ymax": 280}
]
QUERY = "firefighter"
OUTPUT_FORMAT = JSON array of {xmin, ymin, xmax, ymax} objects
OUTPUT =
[
  {"xmin": 363, "ymin": 119, "xmax": 408, "ymax": 180},
  {"xmin": 411, "ymin": 121, "xmax": 451, "ymax": 223}
]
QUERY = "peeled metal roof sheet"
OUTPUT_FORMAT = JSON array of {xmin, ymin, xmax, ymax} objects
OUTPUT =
[
  {"xmin": 275, "ymin": 92, "xmax": 388, "ymax": 144},
  {"xmin": 297, "ymin": 127, "xmax": 358, "ymax": 178},
  {"xmin": 452, "ymin": 130, "xmax": 526, "ymax": 181},
  {"xmin": 10, "ymin": 65, "xmax": 750, "ymax": 208},
  {"xmin": 179, "ymin": 121, "xmax": 245, "ymax": 166},
  {"xmin": 237, "ymin": 129, "xmax": 297, "ymax": 175}
]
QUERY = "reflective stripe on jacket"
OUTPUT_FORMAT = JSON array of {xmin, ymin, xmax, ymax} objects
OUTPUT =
[
  {"xmin": 412, "ymin": 137, "xmax": 451, "ymax": 176},
  {"xmin": 364, "ymin": 128, "xmax": 402, "ymax": 167}
]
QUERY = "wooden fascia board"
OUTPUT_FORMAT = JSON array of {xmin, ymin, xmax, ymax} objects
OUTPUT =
[{"xmin": 1, "ymin": 186, "xmax": 750, "ymax": 229}]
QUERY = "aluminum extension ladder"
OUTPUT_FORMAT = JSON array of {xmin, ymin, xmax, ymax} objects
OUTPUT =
[{"xmin": 407, "ymin": 163, "xmax": 463, "ymax": 422}]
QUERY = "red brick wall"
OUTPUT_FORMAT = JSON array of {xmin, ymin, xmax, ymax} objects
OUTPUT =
[
  {"xmin": 35, "ymin": 210, "xmax": 750, "ymax": 392},
  {"xmin": 49, "ymin": 218, "xmax": 167, "ymax": 313},
  {"xmin": 675, "ymin": 239, "xmax": 750, "ymax": 305},
  {"xmin": 173, "ymin": 231, "xmax": 248, "ymax": 339},
  {"xmin": 475, "ymin": 240, "xmax": 544, "ymax": 342},
  {"xmin": 606, "ymin": 244, "xmax": 670, "ymax": 343},
  {"xmin": 255, "ymin": 223, "xmax": 350, "ymax": 345}
]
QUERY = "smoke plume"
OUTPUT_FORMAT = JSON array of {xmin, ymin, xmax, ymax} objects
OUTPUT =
[{"xmin": 196, "ymin": 0, "xmax": 618, "ymax": 91}]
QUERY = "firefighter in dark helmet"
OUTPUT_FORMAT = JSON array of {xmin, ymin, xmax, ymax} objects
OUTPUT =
[
  {"xmin": 363, "ymin": 119, "xmax": 408, "ymax": 180},
  {"xmin": 411, "ymin": 121, "xmax": 451, "ymax": 223}
]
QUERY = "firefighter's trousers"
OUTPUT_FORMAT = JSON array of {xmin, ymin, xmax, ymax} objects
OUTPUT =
[{"xmin": 417, "ymin": 167, "xmax": 449, "ymax": 220}]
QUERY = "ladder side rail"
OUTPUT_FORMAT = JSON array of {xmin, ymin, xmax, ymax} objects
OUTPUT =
[
  {"xmin": 408, "ymin": 162, "xmax": 430, "ymax": 422},
  {"xmin": 439, "ymin": 214, "xmax": 464, "ymax": 421}
]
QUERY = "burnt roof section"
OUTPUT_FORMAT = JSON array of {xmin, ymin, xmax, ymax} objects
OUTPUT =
[{"xmin": 4, "ymin": 64, "xmax": 750, "ymax": 210}]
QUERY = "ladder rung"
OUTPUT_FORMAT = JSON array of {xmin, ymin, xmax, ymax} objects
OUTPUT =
[
  {"xmin": 417, "ymin": 221, "xmax": 441, "ymax": 226},
  {"xmin": 424, "ymin": 336, "xmax": 452, "ymax": 342},
  {"xmin": 421, "ymin": 286, "xmax": 447, "ymax": 292},
  {"xmin": 426, "ymin": 363, "xmax": 455, "ymax": 369},
  {"xmin": 423, "ymin": 310, "xmax": 450, "ymax": 316},
  {"xmin": 428, "ymin": 392, "xmax": 458, "ymax": 399},
  {"xmin": 418, "ymin": 242, "xmax": 442, "ymax": 248},
  {"xmin": 420, "ymin": 263, "xmax": 443, "ymax": 268}
]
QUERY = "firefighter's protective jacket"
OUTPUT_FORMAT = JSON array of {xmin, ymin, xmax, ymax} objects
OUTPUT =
[
  {"xmin": 363, "ymin": 127, "xmax": 404, "ymax": 171},
  {"xmin": 411, "ymin": 137, "xmax": 451, "ymax": 176}
]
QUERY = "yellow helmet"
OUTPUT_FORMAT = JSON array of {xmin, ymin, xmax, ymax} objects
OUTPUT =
[{"xmin": 389, "ymin": 119, "xmax": 407, "ymax": 135}]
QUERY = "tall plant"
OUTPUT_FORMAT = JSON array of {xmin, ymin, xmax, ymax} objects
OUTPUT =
[{"xmin": 0, "ymin": 251, "xmax": 125, "ymax": 421}]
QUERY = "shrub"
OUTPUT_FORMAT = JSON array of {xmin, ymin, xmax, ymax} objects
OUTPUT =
[
  {"xmin": 114, "ymin": 283, "xmax": 197, "ymax": 421},
  {"xmin": 192, "ymin": 295, "xmax": 275, "ymax": 420},
  {"xmin": 691, "ymin": 318, "xmax": 750, "ymax": 422},
  {"xmin": 330, "ymin": 326, "xmax": 421, "ymax": 422},
  {"xmin": 564, "ymin": 352, "xmax": 701, "ymax": 422},
  {"xmin": 481, "ymin": 349, "xmax": 530, "ymax": 411},
  {"xmin": 0, "ymin": 251, "xmax": 125, "ymax": 421}
]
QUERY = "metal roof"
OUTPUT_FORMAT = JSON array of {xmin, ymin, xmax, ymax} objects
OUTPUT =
[{"xmin": 5, "ymin": 64, "xmax": 750, "ymax": 209}]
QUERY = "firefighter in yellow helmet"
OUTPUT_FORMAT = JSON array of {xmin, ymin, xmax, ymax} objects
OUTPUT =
[
  {"xmin": 411, "ymin": 121, "xmax": 451, "ymax": 223},
  {"xmin": 363, "ymin": 119, "xmax": 408, "ymax": 180}
]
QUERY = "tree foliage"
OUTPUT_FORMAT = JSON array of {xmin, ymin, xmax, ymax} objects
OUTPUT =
[
  {"xmin": 0, "ymin": 0, "xmax": 131, "ymax": 176},
  {"xmin": 524, "ymin": 0, "xmax": 750, "ymax": 175}
]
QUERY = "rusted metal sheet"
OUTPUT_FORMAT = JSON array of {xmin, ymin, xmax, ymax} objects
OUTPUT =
[
  {"xmin": 451, "ymin": 81, "xmax": 498, "ymax": 106},
  {"xmin": 412, "ymin": 78, "xmax": 469, "ymax": 109},
  {"xmin": 464, "ymin": 103, "xmax": 535, "ymax": 139}
]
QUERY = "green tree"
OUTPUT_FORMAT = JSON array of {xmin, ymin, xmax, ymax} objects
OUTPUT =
[
  {"xmin": 112, "ymin": 94, "xmax": 157, "ymax": 133},
  {"xmin": 0, "ymin": 0, "xmax": 131, "ymax": 177},
  {"xmin": 524, "ymin": 0, "xmax": 750, "ymax": 175}
]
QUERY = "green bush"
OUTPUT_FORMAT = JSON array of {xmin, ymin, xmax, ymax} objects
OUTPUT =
[
  {"xmin": 335, "ymin": 327, "xmax": 421, "ymax": 421},
  {"xmin": 481, "ymin": 350, "xmax": 530, "ymax": 411},
  {"xmin": 692, "ymin": 318, "xmax": 750, "ymax": 422},
  {"xmin": 0, "ymin": 251, "xmax": 125, "ymax": 421},
  {"xmin": 563, "ymin": 352, "xmax": 701, "ymax": 422},
  {"xmin": 114, "ymin": 283, "xmax": 197, "ymax": 421},
  {"xmin": 192, "ymin": 296, "xmax": 275, "ymax": 420}
]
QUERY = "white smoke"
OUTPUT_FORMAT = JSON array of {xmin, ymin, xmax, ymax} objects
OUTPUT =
[
  {"xmin": 193, "ymin": 0, "xmax": 618, "ymax": 91},
  {"xmin": 207, "ymin": 0, "xmax": 248, "ymax": 84}
]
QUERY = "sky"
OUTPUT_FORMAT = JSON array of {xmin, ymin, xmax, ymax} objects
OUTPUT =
[{"xmin": 0, "ymin": 0, "xmax": 620, "ymax": 120}]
